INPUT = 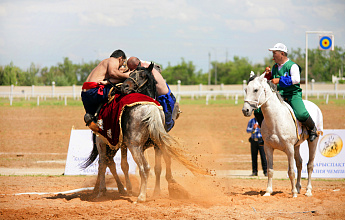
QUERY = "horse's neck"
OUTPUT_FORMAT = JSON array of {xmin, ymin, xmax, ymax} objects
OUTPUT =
[{"xmin": 260, "ymin": 90, "xmax": 286, "ymax": 125}]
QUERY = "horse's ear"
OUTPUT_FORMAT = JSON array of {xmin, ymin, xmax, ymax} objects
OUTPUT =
[
  {"xmin": 259, "ymin": 72, "xmax": 267, "ymax": 83},
  {"xmin": 148, "ymin": 62, "xmax": 154, "ymax": 72},
  {"xmin": 250, "ymin": 71, "xmax": 255, "ymax": 78}
]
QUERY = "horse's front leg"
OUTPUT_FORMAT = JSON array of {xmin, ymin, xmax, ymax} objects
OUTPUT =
[
  {"xmin": 294, "ymin": 145, "xmax": 302, "ymax": 194},
  {"xmin": 263, "ymin": 146, "xmax": 274, "ymax": 196},
  {"xmin": 306, "ymin": 138, "xmax": 318, "ymax": 197},
  {"xmin": 106, "ymin": 148, "xmax": 127, "ymax": 195},
  {"xmin": 121, "ymin": 147, "xmax": 132, "ymax": 196},
  {"xmin": 286, "ymin": 146, "xmax": 298, "ymax": 198},
  {"xmin": 128, "ymin": 146, "xmax": 150, "ymax": 203},
  {"xmin": 153, "ymin": 146, "xmax": 162, "ymax": 197}
]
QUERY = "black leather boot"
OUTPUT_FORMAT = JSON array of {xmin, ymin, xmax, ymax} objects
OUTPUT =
[
  {"xmin": 254, "ymin": 112, "xmax": 264, "ymax": 127},
  {"xmin": 84, "ymin": 113, "xmax": 99, "ymax": 132},
  {"xmin": 302, "ymin": 116, "xmax": 318, "ymax": 142}
]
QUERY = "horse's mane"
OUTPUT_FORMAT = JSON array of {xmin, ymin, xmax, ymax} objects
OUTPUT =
[{"xmin": 267, "ymin": 80, "xmax": 284, "ymax": 103}]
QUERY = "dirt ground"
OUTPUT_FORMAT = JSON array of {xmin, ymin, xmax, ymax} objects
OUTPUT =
[{"xmin": 0, "ymin": 99, "xmax": 345, "ymax": 219}]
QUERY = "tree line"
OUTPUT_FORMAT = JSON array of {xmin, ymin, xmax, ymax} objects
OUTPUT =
[{"xmin": 0, "ymin": 47, "xmax": 343, "ymax": 86}]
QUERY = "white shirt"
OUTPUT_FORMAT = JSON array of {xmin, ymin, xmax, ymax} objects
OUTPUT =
[{"xmin": 277, "ymin": 59, "xmax": 300, "ymax": 84}]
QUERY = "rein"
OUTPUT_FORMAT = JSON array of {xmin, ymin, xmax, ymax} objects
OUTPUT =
[
  {"xmin": 123, "ymin": 67, "xmax": 157, "ymax": 99},
  {"xmin": 244, "ymin": 84, "xmax": 273, "ymax": 109},
  {"xmin": 127, "ymin": 71, "xmax": 149, "ymax": 93}
]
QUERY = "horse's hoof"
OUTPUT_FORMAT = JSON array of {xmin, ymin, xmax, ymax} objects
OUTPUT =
[
  {"xmin": 292, "ymin": 194, "xmax": 298, "ymax": 198},
  {"xmin": 127, "ymin": 191, "xmax": 133, "ymax": 196},
  {"xmin": 153, "ymin": 189, "xmax": 161, "ymax": 197},
  {"xmin": 118, "ymin": 188, "xmax": 127, "ymax": 195},
  {"xmin": 168, "ymin": 182, "xmax": 190, "ymax": 199},
  {"xmin": 263, "ymin": 193, "xmax": 271, "ymax": 197},
  {"xmin": 305, "ymin": 191, "xmax": 312, "ymax": 197},
  {"xmin": 96, "ymin": 192, "xmax": 106, "ymax": 198},
  {"xmin": 135, "ymin": 195, "xmax": 146, "ymax": 203}
]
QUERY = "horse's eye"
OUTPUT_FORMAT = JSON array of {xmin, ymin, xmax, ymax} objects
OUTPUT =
[{"xmin": 254, "ymin": 89, "xmax": 258, "ymax": 93}]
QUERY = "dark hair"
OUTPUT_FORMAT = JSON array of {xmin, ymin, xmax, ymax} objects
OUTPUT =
[{"xmin": 110, "ymin": 50, "xmax": 126, "ymax": 59}]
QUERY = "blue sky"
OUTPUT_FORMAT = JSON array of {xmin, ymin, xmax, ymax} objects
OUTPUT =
[{"xmin": 0, "ymin": 0, "xmax": 344, "ymax": 73}]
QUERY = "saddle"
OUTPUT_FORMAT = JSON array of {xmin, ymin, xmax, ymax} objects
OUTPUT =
[{"xmin": 283, "ymin": 100, "xmax": 323, "ymax": 141}]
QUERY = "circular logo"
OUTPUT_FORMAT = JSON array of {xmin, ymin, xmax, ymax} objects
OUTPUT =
[
  {"xmin": 318, "ymin": 134, "xmax": 343, "ymax": 157},
  {"xmin": 319, "ymin": 36, "xmax": 332, "ymax": 50}
]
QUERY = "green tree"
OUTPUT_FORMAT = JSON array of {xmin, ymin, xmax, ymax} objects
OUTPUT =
[
  {"xmin": 162, "ymin": 58, "xmax": 202, "ymax": 85},
  {"xmin": 76, "ymin": 60, "xmax": 100, "ymax": 85},
  {"xmin": 58, "ymin": 57, "xmax": 77, "ymax": 85},
  {"xmin": 214, "ymin": 56, "xmax": 253, "ymax": 84},
  {"xmin": 0, "ymin": 62, "xmax": 22, "ymax": 85},
  {"xmin": 19, "ymin": 63, "xmax": 39, "ymax": 86}
]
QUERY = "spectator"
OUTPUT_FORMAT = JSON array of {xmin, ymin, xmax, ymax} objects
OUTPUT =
[{"xmin": 246, "ymin": 117, "xmax": 267, "ymax": 176}]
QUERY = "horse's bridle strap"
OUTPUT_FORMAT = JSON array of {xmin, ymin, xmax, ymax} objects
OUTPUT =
[{"xmin": 244, "ymin": 86, "xmax": 272, "ymax": 109}]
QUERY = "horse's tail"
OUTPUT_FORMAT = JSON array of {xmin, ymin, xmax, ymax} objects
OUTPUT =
[
  {"xmin": 144, "ymin": 105, "xmax": 209, "ymax": 176},
  {"xmin": 81, "ymin": 133, "xmax": 99, "ymax": 169}
]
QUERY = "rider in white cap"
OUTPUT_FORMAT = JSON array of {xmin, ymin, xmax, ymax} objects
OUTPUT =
[{"xmin": 254, "ymin": 43, "xmax": 318, "ymax": 142}]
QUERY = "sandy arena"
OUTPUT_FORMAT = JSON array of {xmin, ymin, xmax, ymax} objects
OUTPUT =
[{"xmin": 0, "ymin": 100, "xmax": 345, "ymax": 219}]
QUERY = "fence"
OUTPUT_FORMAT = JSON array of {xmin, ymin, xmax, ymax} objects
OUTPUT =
[{"xmin": 1, "ymin": 80, "xmax": 345, "ymax": 106}]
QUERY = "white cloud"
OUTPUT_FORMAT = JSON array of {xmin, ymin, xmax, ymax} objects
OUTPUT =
[
  {"xmin": 0, "ymin": 0, "xmax": 344, "ymax": 72},
  {"xmin": 0, "ymin": 5, "xmax": 6, "ymax": 16},
  {"xmin": 225, "ymin": 18, "xmax": 285, "ymax": 33}
]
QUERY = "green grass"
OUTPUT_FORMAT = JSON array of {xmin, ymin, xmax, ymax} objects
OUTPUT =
[
  {"xmin": 178, "ymin": 95, "xmax": 345, "ymax": 106},
  {"xmin": 1, "ymin": 95, "xmax": 344, "ymax": 107},
  {"xmin": 0, "ymin": 97, "xmax": 83, "ymax": 107}
]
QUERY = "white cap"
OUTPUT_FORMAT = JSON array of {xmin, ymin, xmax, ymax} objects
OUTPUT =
[{"xmin": 268, "ymin": 43, "xmax": 288, "ymax": 53}]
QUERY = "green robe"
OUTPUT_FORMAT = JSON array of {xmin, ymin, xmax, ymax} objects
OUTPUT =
[{"xmin": 254, "ymin": 60, "xmax": 310, "ymax": 123}]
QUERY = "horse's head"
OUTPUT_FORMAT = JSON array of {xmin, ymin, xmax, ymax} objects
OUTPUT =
[
  {"xmin": 242, "ymin": 72, "xmax": 270, "ymax": 117},
  {"xmin": 121, "ymin": 62, "xmax": 157, "ymax": 99}
]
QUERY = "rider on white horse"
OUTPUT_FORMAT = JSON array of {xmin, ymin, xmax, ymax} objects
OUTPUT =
[{"xmin": 254, "ymin": 43, "xmax": 318, "ymax": 142}]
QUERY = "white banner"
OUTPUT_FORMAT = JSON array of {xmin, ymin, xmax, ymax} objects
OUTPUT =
[
  {"xmin": 64, "ymin": 129, "xmax": 136, "ymax": 175},
  {"xmin": 295, "ymin": 129, "xmax": 345, "ymax": 178}
]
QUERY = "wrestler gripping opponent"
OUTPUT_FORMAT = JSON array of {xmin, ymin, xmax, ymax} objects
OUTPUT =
[
  {"xmin": 81, "ymin": 50, "xmax": 129, "ymax": 131},
  {"xmin": 127, "ymin": 57, "xmax": 179, "ymax": 132}
]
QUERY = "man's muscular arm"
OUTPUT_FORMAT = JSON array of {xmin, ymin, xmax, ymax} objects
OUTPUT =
[{"xmin": 107, "ymin": 59, "xmax": 130, "ymax": 81}]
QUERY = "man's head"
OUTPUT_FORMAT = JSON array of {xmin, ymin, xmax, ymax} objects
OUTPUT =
[
  {"xmin": 127, "ymin": 57, "xmax": 141, "ymax": 70},
  {"xmin": 110, "ymin": 50, "xmax": 126, "ymax": 66},
  {"xmin": 268, "ymin": 43, "xmax": 288, "ymax": 64}
]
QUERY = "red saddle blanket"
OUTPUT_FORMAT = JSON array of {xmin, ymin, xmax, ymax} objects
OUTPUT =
[{"xmin": 97, "ymin": 93, "xmax": 161, "ymax": 148}]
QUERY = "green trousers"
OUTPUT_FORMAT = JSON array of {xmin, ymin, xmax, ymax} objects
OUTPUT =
[{"xmin": 254, "ymin": 93, "xmax": 310, "ymax": 125}]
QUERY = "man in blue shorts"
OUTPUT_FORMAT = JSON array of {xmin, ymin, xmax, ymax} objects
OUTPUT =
[{"xmin": 81, "ymin": 50, "xmax": 129, "ymax": 131}]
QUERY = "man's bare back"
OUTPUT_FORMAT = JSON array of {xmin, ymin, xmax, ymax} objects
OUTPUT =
[{"xmin": 86, "ymin": 57, "xmax": 129, "ymax": 84}]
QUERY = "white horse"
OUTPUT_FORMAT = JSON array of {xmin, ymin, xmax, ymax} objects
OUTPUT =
[{"xmin": 242, "ymin": 73, "xmax": 323, "ymax": 197}]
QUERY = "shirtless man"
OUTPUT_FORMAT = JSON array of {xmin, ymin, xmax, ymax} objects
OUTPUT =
[
  {"xmin": 127, "ymin": 56, "xmax": 178, "ymax": 131},
  {"xmin": 81, "ymin": 50, "xmax": 129, "ymax": 128}
]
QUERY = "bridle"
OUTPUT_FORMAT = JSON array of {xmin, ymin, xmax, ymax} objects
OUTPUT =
[
  {"xmin": 123, "ymin": 67, "xmax": 157, "ymax": 99},
  {"xmin": 244, "ymin": 82, "xmax": 273, "ymax": 109},
  {"xmin": 127, "ymin": 70, "xmax": 149, "ymax": 94}
]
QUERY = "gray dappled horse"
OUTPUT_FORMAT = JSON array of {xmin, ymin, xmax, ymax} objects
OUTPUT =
[
  {"xmin": 84, "ymin": 64, "xmax": 199, "ymax": 203},
  {"xmin": 242, "ymin": 73, "xmax": 323, "ymax": 197}
]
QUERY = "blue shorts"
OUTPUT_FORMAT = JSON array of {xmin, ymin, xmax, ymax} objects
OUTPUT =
[
  {"xmin": 81, "ymin": 85, "xmax": 112, "ymax": 115},
  {"xmin": 157, "ymin": 84, "xmax": 176, "ymax": 132}
]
